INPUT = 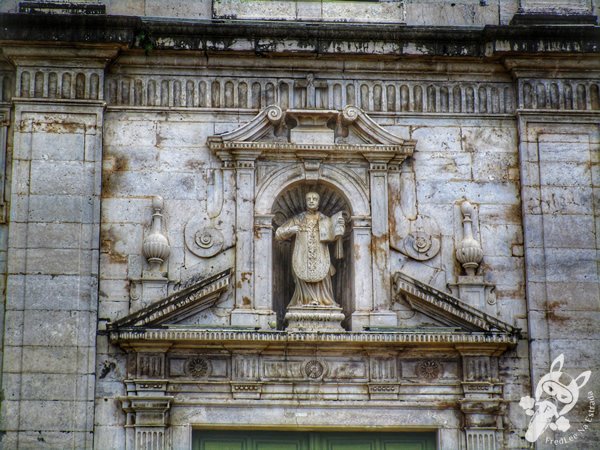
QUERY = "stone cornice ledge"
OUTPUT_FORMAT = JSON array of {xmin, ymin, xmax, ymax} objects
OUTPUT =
[
  {"xmin": 1, "ymin": 14, "xmax": 598, "ymax": 57},
  {"xmin": 109, "ymin": 328, "xmax": 518, "ymax": 349}
]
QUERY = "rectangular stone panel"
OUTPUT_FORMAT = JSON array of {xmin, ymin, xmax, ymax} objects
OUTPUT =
[
  {"xmin": 31, "ymin": 131, "xmax": 85, "ymax": 161},
  {"xmin": 20, "ymin": 345, "xmax": 94, "ymax": 374},
  {"xmin": 9, "ymin": 223, "xmax": 95, "ymax": 250},
  {"xmin": 26, "ymin": 194, "xmax": 96, "ymax": 223},
  {"xmin": 543, "ymin": 215, "xmax": 596, "ymax": 248}
]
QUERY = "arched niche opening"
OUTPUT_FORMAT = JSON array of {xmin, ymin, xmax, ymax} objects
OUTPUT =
[{"xmin": 272, "ymin": 183, "xmax": 353, "ymax": 329}]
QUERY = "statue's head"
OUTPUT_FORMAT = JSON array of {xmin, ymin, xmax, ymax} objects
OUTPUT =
[{"xmin": 305, "ymin": 192, "xmax": 320, "ymax": 212}]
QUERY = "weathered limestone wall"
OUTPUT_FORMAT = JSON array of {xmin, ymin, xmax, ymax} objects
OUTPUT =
[
  {"xmin": 0, "ymin": 8, "xmax": 598, "ymax": 450},
  {"xmin": 0, "ymin": 45, "xmax": 117, "ymax": 449},
  {"xmin": 519, "ymin": 115, "xmax": 600, "ymax": 443},
  {"xmin": 90, "ymin": 53, "xmax": 530, "ymax": 448}
]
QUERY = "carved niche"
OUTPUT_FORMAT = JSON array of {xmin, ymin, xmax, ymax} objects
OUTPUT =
[{"xmin": 207, "ymin": 105, "xmax": 415, "ymax": 330}]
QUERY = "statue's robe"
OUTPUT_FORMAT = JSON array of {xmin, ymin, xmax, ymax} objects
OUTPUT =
[{"xmin": 276, "ymin": 211, "xmax": 342, "ymax": 306}]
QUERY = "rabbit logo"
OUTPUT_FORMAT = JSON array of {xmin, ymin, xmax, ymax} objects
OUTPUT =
[{"xmin": 519, "ymin": 354, "xmax": 591, "ymax": 443}]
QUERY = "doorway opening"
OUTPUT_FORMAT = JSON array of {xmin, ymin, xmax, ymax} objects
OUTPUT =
[{"xmin": 193, "ymin": 429, "xmax": 437, "ymax": 450}]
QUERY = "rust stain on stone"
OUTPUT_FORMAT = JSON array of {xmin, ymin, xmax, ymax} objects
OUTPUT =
[
  {"xmin": 185, "ymin": 159, "xmax": 205, "ymax": 171},
  {"xmin": 242, "ymin": 296, "xmax": 252, "ymax": 306},
  {"xmin": 100, "ymin": 226, "xmax": 128, "ymax": 263},
  {"xmin": 240, "ymin": 272, "xmax": 252, "ymax": 282},
  {"xmin": 547, "ymin": 310, "xmax": 568, "ymax": 323},
  {"xmin": 102, "ymin": 155, "xmax": 128, "ymax": 198},
  {"xmin": 547, "ymin": 301, "xmax": 568, "ymax": 323}
]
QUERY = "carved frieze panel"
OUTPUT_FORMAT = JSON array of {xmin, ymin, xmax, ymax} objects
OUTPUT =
[
  {"xmin": 137, "ymin": 353, "xmax": 165, "ymax": 378},
  {"xmin": 18, "ymin": 68, "xmax": 103, "ymax": 100},
  {"xmin": 0, "ymin": 70, "xmax": 14, "ymax": 104},
  {"xmin": 401, "ymin": 358, "xmax": 459, "ymax": 382},
  {"xmin": 106, "ymin": 72, "xmax": 515, "ymax": 115},
  {"xmin": 167, "ymin": 355, "xmax": 228, "ymax": 379},
  {"xmin": 519, "ymin": 79, "xmax": 600, "ymax": 111},
  {"xmin": 370, "ymin": 356, "xmax": 400, "ymax": 381}
]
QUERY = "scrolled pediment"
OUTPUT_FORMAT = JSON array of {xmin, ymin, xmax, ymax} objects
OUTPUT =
[{"xmin": 207, "ymin": 105, "xmax": 415, "ymax": 161}]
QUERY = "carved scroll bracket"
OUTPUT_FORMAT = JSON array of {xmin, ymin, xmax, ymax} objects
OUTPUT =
[{"xmin": 120, "ymin": 380, "xmax": 174, "ymax": 450}]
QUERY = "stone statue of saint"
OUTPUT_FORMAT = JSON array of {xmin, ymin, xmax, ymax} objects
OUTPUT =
[{"xmin": 275, "ymin": 191, "xmax": 345, "ymax": 307}]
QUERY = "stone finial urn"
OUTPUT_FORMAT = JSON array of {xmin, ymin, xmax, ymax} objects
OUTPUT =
[
  {"xmin": 456, "ymin": 201, "xmax": 483, "ymax": 276},
  {"xmin": 142, "ymin": 196, "xmax": 170, "ymax": 271}
]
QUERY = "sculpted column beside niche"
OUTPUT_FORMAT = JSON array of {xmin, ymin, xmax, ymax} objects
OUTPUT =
[{"xmin": 276, "ymin": 191, "xmax": 346, "ymax": 330}]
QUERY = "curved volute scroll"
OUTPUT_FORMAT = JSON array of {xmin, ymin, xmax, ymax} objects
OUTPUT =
[
  {"xmin": 207, "ymin": 105, "xmax": 415, "ymax": 163},
  {"xmin": 207, "ymin": 104, "xmax": 284, "ymax": 149},
  {"xmin": 341, "ymin": 105, "xmax": 415, "ymax": 147}
]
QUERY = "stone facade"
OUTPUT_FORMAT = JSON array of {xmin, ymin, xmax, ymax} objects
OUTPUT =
[{"xmin": 0, "ymin": 2, "xmax": 599, "ymax": 450}]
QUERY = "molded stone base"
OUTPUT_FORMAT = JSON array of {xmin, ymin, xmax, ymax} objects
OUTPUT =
[{"xmin": 284, "ymin": 306, "xmax": 345, "ymax": 331}]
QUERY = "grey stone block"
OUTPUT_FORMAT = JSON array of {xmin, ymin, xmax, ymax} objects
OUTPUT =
[
  {"xmin": 543, "ymin": 248, "xmax": 598, "ymax": 283},
  {"xmin": 104, "ymin": 144, "xmax": 160, "ymax": 173},
  {"xmin": 418, "ymin": 180, "xmax": 518, "ymax": 205},
  {"xmin": 3, "ymin": 309, "xmax": 24, "ymax": 346},
  {"xmin": 93, "ymin": 425, "xmax": 127, "ymax": 450},
  {"xmin": 31, "ymin": 131, "xmax": 85, "ymax": 161},
  {"xmin": 413, "ymin": 151, "xmax": 472, "ymax": 182},
  {"xmin": 94, "ymin": 397, "xmax": 127, "ymax": 426},
  {"xmin": 102, "ymin": 170, "xmax": 200, "ymax": 199},
  {"xmin": 10, "ymin": 222, "xmax": 95, "ymax": 250},
  {"xmin": 104, "ymin": 118, "xmax": 157, "ymax": 147},
  {"xmin": 461, "ymin": 126, "xmax": 517, "ymax": 153},
  {"xmin": 539, "ymin": 141, "xmax": 592, "ymax": 163},
  {"xmin": 0, "ymin": 400, "xmax": 21, "ymax": 430},
  {"xmin": 101, "ymin": 197, "xmax": 148, "ymax": 224},
  {"xmin": 543, "ymin": 214, "xmax": 596, "ymax": 249},
  {"xmin": 540, "ymin": 186, "xmax": 593, "ymax": 215},
  {"xmin": 539, "ymin": 161, "xmax": 591, "ymax": 187},
  {"xmin": 412, "ymin": 126, "xmax": 462, "ymax": 153},
  {"xmin": 27, "ymin": 194, "xmax": 96, "ymax": 223},
  {"xmin": 472, "ymin": 152, "xmax": 518, "ymax": 183},
  {"xmin": 25, "ymin": 274, "xmax": 96, "ymax": 311},
  {"xmin": 21, "ymin": 345, "xmax": 93, "ymax": 374},
  {"xmin": 156, "ymin": 120, "xmax": 213, "ymax": 148},
  {"xmin": 480, "ymin": 223, "xmax": 522, "ymax": 257},
  {"xmin": 22, "ymin": 310, "xmax": 84, "ymax": 346},
  {"xmin": 29, "ymin": 160, "xmax": 94, "ymax": 196},
  {"xmin": 15, "ymin": 248, "xmax": 95, "ymax": 276}
]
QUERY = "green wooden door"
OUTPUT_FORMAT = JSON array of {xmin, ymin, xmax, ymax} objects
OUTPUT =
[{"xmin": 193, "ymin": 430, "xmax": 436, "ymax": 450}]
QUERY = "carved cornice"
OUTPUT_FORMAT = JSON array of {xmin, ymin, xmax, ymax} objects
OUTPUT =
[
  {"xmin": 393, "ymin": 272, "xmax": 520, "ymax": 335},
  {"xmin": 109, "ymin": 269, "xmax": 231, "ymax": 328},
  {"xmin": 109, "ymin": 328, "xmax": 518, "ymax": 348}
]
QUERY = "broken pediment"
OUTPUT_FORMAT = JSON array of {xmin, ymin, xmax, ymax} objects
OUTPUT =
[
  {"xmin": 392, "ymin": 271, "xmax": 519, "ymax": 335},
  {"xmin": 206, "ymin": 105, "xmax": 416, "ymax": 161},
  {"xmin": 109, "ymin": 269, "xmax": 231, "ymax": 328}
]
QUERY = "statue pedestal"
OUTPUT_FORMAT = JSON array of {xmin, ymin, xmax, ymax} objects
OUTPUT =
[{"xmin": 285, "ymin": 306, "xmax": 345, "ymax": 332}]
